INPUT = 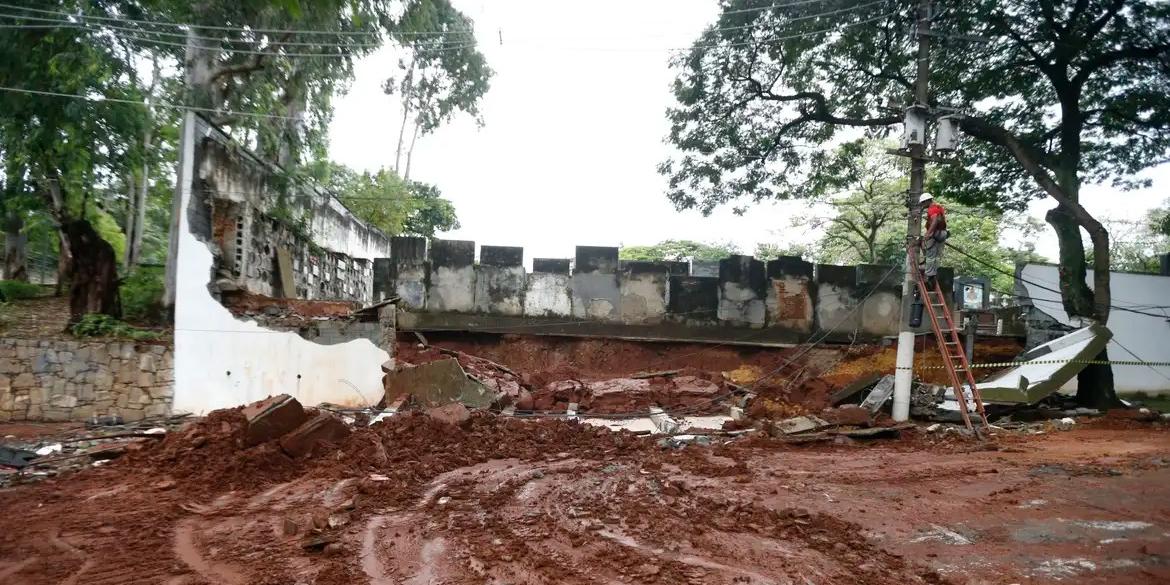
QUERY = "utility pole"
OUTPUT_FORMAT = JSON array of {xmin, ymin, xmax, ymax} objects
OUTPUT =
[{"xmin": 892, "ymin": 0, "xmax": 933, "ymax": 422}]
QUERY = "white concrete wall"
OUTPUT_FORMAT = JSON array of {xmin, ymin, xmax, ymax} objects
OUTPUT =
[
  {"xmin": 1021, "ymin": 263, "xmax": 1170, "ymax": 393},
  {"xmin": 523, "ymin": 273, "xmax": 572, "ymax": 317},
  {"xmin": 174, "ymin": 114, "xmax": 389, "ymax": 414}
]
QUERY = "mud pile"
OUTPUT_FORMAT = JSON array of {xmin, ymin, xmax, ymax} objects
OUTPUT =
[{"xmin": 0, "ymin": 403, "xmax": 949, "ymax": 585}]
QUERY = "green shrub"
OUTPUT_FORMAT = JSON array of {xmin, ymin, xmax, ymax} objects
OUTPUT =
[
  {"xmin": 0, "ymin": 280, "xmax": 43, "ymax": 301},
  {"xmin": 120, "ymin": 266, "xmax": 165, "ymax": 324},
  {"xmin": 71, "ymin": 313, "xmax": 161, "ymax": 341}
]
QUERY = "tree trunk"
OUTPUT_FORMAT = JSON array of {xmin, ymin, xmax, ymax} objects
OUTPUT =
[
  {"xmin": 403, "ymin": 120, "xmax": 421, "ymax": 180},
  {"xmin": 3, "ymin": 212, "xmax": 27, "ymax": 282},
  {"xmin": 1046, "ymin": 162, "xmax": 1119, "ymax": 408},
  {"xmin": 55, "ymin": 226, "xmax": 71, "ymax": 297},
  {"xmin": 123, "ymin": 176, "xmax": 138, "ymax": 271},
  {"xmin": 64, "ymin": 219, "xmax": 120, "ymax": 322},
  {"xmin": 394, "ymin": 59, "xmax": 416, "ymax": 174}
]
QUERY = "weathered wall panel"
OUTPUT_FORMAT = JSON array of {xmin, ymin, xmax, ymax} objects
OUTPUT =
[
  {"xmin": 523, "ymin": 273, "xmax": 572, "ymax": 317},
  {"xmin": 474, "ymin": 245, "xmax": 525, "ymax": 315},
  {"xmin": 619, "ymin": 262, "xmax": 670, "ymax": 324},
  {"xmin": 428, "ymin": 239, "xmax": 476, "ymax": 313},
  {"xmin": 718, "ymin": 255, "xmax": 767, "ymax": 327}
]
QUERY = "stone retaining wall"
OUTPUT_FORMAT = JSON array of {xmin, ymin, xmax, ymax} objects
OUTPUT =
[{"xmin": 0, "ymin": 338, "xmax": 174, "ymax": 422}]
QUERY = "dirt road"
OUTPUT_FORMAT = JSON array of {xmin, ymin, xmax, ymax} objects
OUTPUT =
[{"xmin": 0, "ymin": 414, "xmax": 1166, "ymax": 584}]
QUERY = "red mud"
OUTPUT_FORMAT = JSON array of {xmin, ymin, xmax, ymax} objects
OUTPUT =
[{"xmin": 1, "ymin": 413, "xmax": 1168, "ymax": 584}]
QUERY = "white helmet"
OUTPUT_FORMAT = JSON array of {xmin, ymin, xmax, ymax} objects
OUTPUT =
[{"xmin": 918, "ymin": 192, "xmax": 934, "ymax": 204}]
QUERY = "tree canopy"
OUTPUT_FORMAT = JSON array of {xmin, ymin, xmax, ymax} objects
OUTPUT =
[
  {"xmin": 312, "ymin": 163, "xmax": 460, "ymax": 238},
  {"xmin": 663, "ymin": 0, "xmax": 1170, "ymax": 405},
  {"xmin": 619, "ymin": 239, "xmax": 742, "ymax": 262}
]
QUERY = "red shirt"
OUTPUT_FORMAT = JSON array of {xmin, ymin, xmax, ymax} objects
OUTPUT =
[{"xmin": 925, "ymin": 202, "xmax": 946, "ymax": 231}]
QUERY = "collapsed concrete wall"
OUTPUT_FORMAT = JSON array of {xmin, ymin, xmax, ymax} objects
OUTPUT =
[
  {"xmin": 379, "ymin": 241, "xmax": 950, "ymax": 345},
  {"xmin": 174, "ymin": 114, "xmax": 390, "ymax": 414},
  {"xmin": 200, "ymin": 122, "xmax": 391, "ymax": 303}
]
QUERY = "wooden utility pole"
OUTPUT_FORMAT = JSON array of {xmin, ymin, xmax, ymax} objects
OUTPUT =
[{"xmin": 892, "ymin": 0, "xmax": 933, "ymax": 422}]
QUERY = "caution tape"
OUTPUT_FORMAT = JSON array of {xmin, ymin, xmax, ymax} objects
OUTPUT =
[{"xmin": 896, "ymin": 358, "xmax": 1170, "ymax": 370}]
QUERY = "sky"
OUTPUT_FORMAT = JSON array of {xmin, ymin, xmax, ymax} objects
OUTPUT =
[{"xmin": 328, "ymin": 0, "xmax": 1169, "ymax": 267}]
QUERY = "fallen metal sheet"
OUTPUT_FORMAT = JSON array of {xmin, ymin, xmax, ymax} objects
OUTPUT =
[
  {"xmin": 381, "ymin": 358, "xmax": 499, "ymax": 409},
  {"xmin": 978, "ymin": 324, "xmax": 1112, "ymax": 404},
  {"xmin": 775, "ymin": 415, "xmax": 832, "ymax": 435},
  {"xmin": 860, "ymin": 375, "xmax": 896, "ymax": 413}
]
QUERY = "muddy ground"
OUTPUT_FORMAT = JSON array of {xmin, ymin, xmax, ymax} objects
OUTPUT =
[{"xmin": 0, "ymin": 413, "xmax": 1167, "ymax": 585}]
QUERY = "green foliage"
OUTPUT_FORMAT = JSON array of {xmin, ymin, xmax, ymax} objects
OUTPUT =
[
  {"xmin": 0, "ymin": 280, "xmax": 42, "ymax": 301},
  {"xmin": 389, "ymin": 0, "xmax": 494, "ymax": 134},
  {"xmin": 619, "ymin": 240, "xmax": 741, "ymax": 262},
  {"xmin": 754, "ymin": 242, "xmax": 812, "ymax": 260},
  {"xmin": 1088, "ymin": 205, "xmax": 1170, "ymax": 273},
  {"xmin": 312, "ymin": 163, "xmax": 460, "ymax": 237},
  {"xmin": 120, "ymin": 267, "xmax": 166, "ymax": 324},
  {"xmin": 662, "ymin": 0, "xmax": 1170, "ymax": 214},
  {"xmin": 71, "ymin": 313, "xmax": 160, "ymax": 341}
]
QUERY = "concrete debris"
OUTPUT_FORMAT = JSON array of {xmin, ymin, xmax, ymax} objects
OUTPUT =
[
  {"xmin": 1052, "ymin": 417, "xmax": 1077, "ymax": 431},
  {"xmin": 241, "ymin": 394, "xmax": 308, "ymax": 447},
  {"xmin": 859, "ymin": 375, "xmax": 895, "ymax": 413},
  {"xmin": 279, "ymin": 412, "xmax": 352, "ymax": 458},
  {"xmin": 34, "ymin": 444, "xmax": 62, "ymax": 457},
  {"xmin": 381, "ymin": 358, "xmax": 499, "ymax": 410},
  {"xmin": 648, "ymin": 406, "xmax": 682, "ymax": 434},
  {"xmin": 425, "ymin": 402, "xmax": 472, "ymax": 426},
  {"xmin": 829, "ymin": 373, "xmax": 882, "ymax": 406},
  {"xmin": 775, "ymin": 415, "xmax": 832, "ymax": 435},
  {"xmin": 657, "ymin": 434, "xmax": 713, "ymax": 449}
]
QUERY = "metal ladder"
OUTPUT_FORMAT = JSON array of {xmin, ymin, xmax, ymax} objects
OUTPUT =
[{"xmin": 915, "ymin": 270, "xmax": 991, "ymax": 433}]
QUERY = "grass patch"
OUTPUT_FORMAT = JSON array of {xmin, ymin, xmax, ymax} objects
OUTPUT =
[
  {"xmin": 71, "ymin": 313, "xmax": 161, "ymax": 341},
  {"xmin": 0, "ymin": 280, "xmax": 43, "ymax": 301}
]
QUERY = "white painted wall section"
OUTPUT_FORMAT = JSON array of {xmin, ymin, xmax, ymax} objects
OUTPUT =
[
  {"xmin": 173, "ymin": 114, "xmax": 389, "ymax": 414},
  {"xmin": 1020, "ymin": 263, "xmax": 1170, "ymax": 393}
]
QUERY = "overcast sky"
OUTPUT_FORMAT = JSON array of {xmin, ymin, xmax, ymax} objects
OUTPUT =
[{"xmin": 328, "ymin": 0, "xmax": 1168, "ymax": 267}]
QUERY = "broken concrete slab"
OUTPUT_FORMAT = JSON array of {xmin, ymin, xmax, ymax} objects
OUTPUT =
[
  {"xmin": 774, "ymin": 415, "xmax": 832, "ymax": 435},
  {"xmin": 426, "ymin": 402, "xmax": 471, "ymax": 426},
  {"xmin": 829, "ymin": 373, "xmax": 882, "ymax": 406},
  {"xmin": 381, "ymin": 358, "xmax": 498, "ymax": 409},
  {"xmin": 280, "ymin": 412, "xmax": 352, "ymax": 458},
  {"xmin": 860, "ymin": 375, "xmax": 896, "ymax": 414},
  {"xmin": 979, "ymin": 324, "xmax": 1112, "ymax": 404},
  {"xmin": 241, "ymin": 394, "xmax": 308, "ymax": 446}
]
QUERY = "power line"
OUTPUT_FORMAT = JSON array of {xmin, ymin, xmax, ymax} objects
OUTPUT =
[
  {"xmin": 944, "ymin": 242, "xmax": 1170, "ymax": 320},
  {"xmin": 0, "ymin": 3, "xmax": 463, "ymax": 37},
  {"xmin": 0, "ymin": 85, "xmax": 307, "ymax": 121},
  {"xmin": 0, "ymin": 7, "xmax": 903, "ymax": 55}
]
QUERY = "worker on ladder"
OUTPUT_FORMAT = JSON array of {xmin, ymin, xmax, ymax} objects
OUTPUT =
[{"xmin": 919, "ymin": 193, "xmax": 948, "ymax": 286}]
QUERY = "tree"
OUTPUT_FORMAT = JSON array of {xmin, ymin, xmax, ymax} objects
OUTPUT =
[
  {"xmin": 312, "ymin": 163, "xmax": 460, "ymax": 237},
  {"xmin": 662, "ymin": 0, "xmax": 1170, "ymax": 407},
  {"xmin": 0, "ymin": 5, "xmax": 147, "ymax": 320},
  {"xmin": 619, "ymin": 240, "xmax": 741, "ymax": 262},
  {"xmin": 387, "ymin": 0, "xmax": 492, "ymax": 179},
  {"xmin": 1091, "ymin": 203, "xmax": 1170, "ymax": 273}
]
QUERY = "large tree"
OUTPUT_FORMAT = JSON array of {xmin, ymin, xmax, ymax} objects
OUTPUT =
[
  {"xmin": 0, "ymin": 5, "xmax": 146, "ymax": 319},
  {"xmin": 662, "ymin": 0, "xmax": 1170, "ymax": 407}
]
